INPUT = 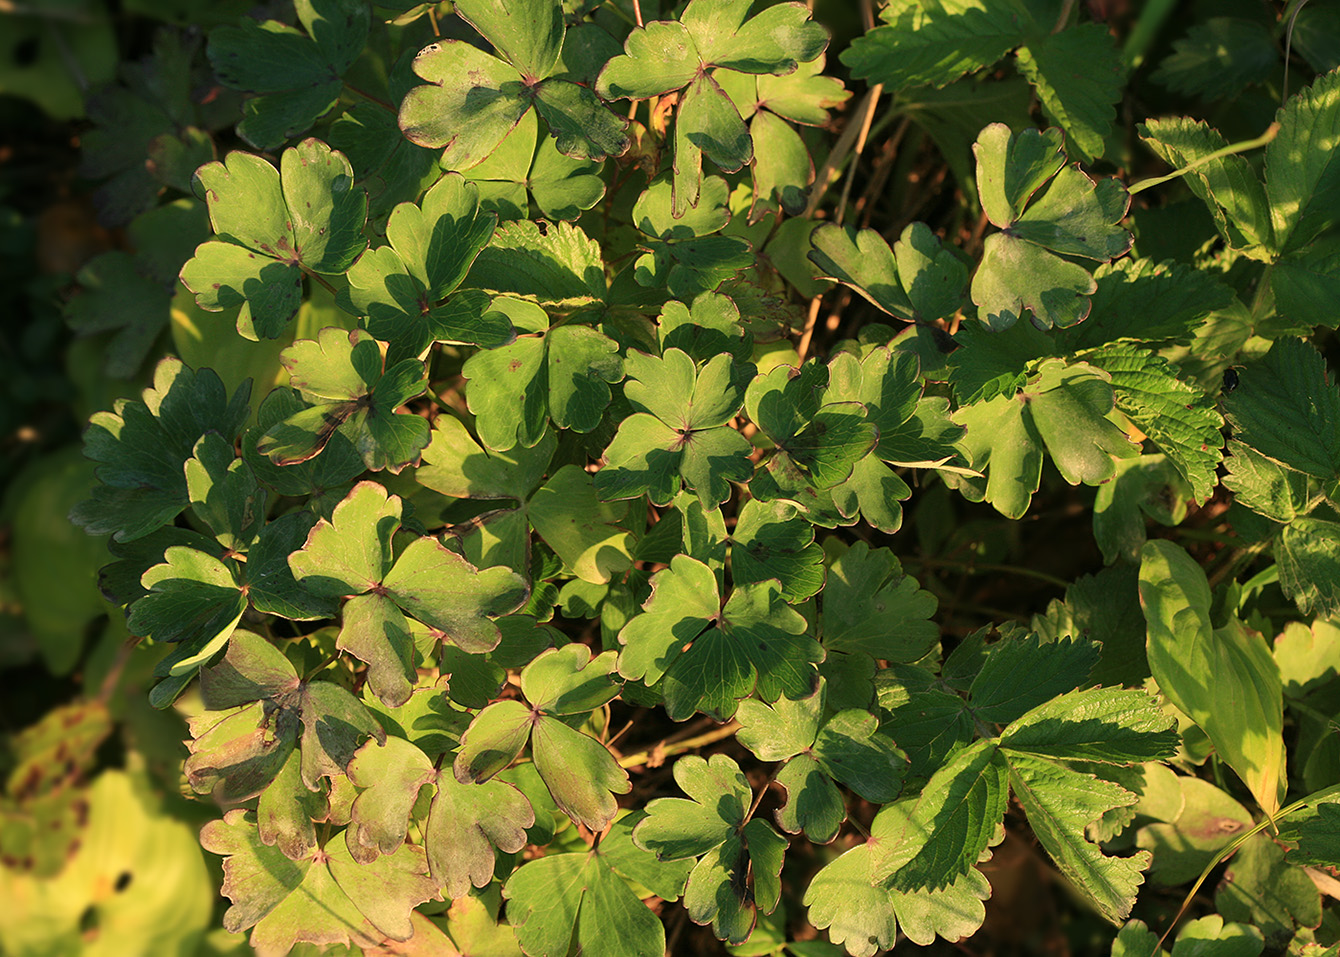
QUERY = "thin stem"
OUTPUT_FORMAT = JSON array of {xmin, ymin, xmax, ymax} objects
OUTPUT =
[
  {"xmin": 742, "ymin": 767, "xmax": 779, "ymax": 825},
  {"xmin": 344, "ymin": 82, "xmax": 396, "ymax": 114},
  {"xmin": 1050, "ymin": 0, "xmax": 1075, "ymax": 34},
  {"xmin": 903, "ymin": 556, "xmax": 1070, "ymax": 590},
  {"xmin": 1128, "ymin": 124, "xmax": 1280, "ymax": 196},
  {"xmin": 1123, "ymin": 0, "xmax": 1178, "ymax": 69},
  {"xmin": 617, "ymin": 720, "xmax": 740, "ymax": 769},
  {"xmin": 301, "ymin": 265, "xmax": 340, "ymax": 297},
  {"xmin": 796, "ymin": 295, "xmax": 824, "ymax": 361}
]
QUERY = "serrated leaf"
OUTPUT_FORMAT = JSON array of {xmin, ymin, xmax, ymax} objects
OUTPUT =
[
  {"xmin": 888, "ymin": 741, "xmax": 1008, "ymax": 892},
  {"xmin": 1139, "ymin": 540, "xmax": 1285, "ymax": 815},
  {"xmin": 1015, "ymin": 23, "xmax": 1124, "ymax": 162},
  {"xmin": 1000, "ymin": 687, "xmax": 1178, "ymax": 764},
  {"xmin": 1139, "ymin": 117, "xmax": 1271, "ymax": 249},
  {"xmin": 71, "ymin": 358, "xmax": 251, "ymax": 542},
  {"xmin": 1004, "ymin": 754, "xmax": 1148, "ymax": 924},
  {"xmin": 1223, "ymin": 337, "xmax": 1340, "ymax": 480},
  {"xmin": 969, "ymin": 634, "xmax": 1100, "ymax": 727},
  {"xmin": 1278, "ymin": 517, "xmax": 1340, "ymax": 619},
  {"xmin": 1266, "ymin": 69, "xmax": 1340, "ymax": 255},
  {"xmin": 208, "ymin": 0, "xmax": 369, "ymax": 150},
  {"xmin": 1150, "ymin": 17, "xmax": 1276, "ymax": 99},
  {"xmin": 1090, "ymin": 345, "xmax": 1223, "ymax": 502},
  {"xmin": 464, "ymin": 219, "xmax": 607, "ymax": 307},
  {"xmin": 841, "ymin": 0, "xmax": 1025, "ymax": 90}
]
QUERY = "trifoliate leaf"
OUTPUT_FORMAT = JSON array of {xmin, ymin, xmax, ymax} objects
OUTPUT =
[
  {"xmin": 201, "ymin": 809, "xmax": 436, "ymax": 953},
  {"xmin": 1003, "ymin": 754, "xmax": 1147, "ymax": 924},
  {"xmin": 595, "ymin": 349, "xmax": 754, "ymax": 508},
  {"xmin": 841, "ymin": 1, "xmax": 1024, "ymax": 90},
  {"xmin": 71, "ymin": 357, "xmax": 251, "ymax": 542},
  {"xmin": 657, "ymin": 291, "xmax": 753, "ymax": 363},
  {"xmin": 887, "ymin": 740, "xmax": 1008, "ymax": 892},
  {"xmin": 1266, "ymin": 69, "xmax": 1340, "ymax": 255},
  {"xmin": 208, "ymin": 0, "xmax": 369, "ymax": 150},
  {"xmin": 731, "ymin": 498, "xmax": 824, "ymax": 602},
  {"xmin": 455, "ymin": 646, "xmax": 629, "ymax": 831},
  {"xmin": 1138, "ymin": 117, "xmax": 1271, "ymax": 249},
  {"xmin": 618, "ymin": 555, "xmax": 819, "ymax": 720},
  {"xmin": 464, "ymin": 108, "xmax": 606, "ymax": 220},
  {"xmin": 258, "ymin": 327, "xmax": 430, "ymax": 472},
  {"xmin": 243, "ymin": 387, "xmax": 364, "ymax": 498},
  {"xmin": 1139, "ymin": 540, "xmax": 1285, "ymax": 816},
  {"xmin": 1015, "ymin": 23, "xmax": 1123, "ymax": 163},
  {"xmin": 503, "ymin": 845, "xmax": 666, "ymax": 957},
  {"xmin": 1223, "ymin": 337, "xmax": 1340, "ymax": 481},
  {"xmin": 182, "ymin": 140, "xmax": 367, "ymax": 339},
  {"xmin": 952, "ymin": 358, "xmax": 1139, "ymax": 519},
  {"xmin": 463, "ymin": 298, "xmax": 622, "ymax": 450},
  {"xmin": 971, "ymin": 124, "xmax": 1131, "ymax": 329},
  {"xmin": 968, "ymin": 634, "xmax": 1100, "ymax": 727},
  {"xmin": 529, "ymin": 465, "xmax": 637, "ymax": 584},
  {"xmin": 344, "ymin": 174, "xmax": 507, "ymax": 362},
  {"xmin": 820, "ymin": 542, "xmax": 938, "ymax": 665},
  {"xmin": 289, "ymin": 482, "xmax": 527, "ymax": 704}
]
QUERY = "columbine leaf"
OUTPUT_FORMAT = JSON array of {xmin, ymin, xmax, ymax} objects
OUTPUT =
[
  {"xmin": 504, "ymin": 846, "xmax": 666, "ymax": 957},
  {"xmin": 129, "ymin": 546, "xmax": 245, "ymax": 681},
  {"xmin": 208, "ymin": 0, "xmax": 369, "ymax": 150},
  {"xmin": 181, "ymin": 140, "xmax": 367, "ymax": 340},
  {"xmin": 1223, "ymin": 337, "xmax": 1340, "ymax": 480},
  {"xmin": 1139, "ymin": 540, "xmax": 1285, "ymax": 815},
  {"xmin": 731, "ymin": 498, "xmax": 824, "ymax": 602},
  {"xmin": 463, "ymin": 298, "xmax": 622, "ymax": 450},
  {"xmin": 453, "ymin": 0, "xmax": 563, "ymax": 81},
  {"xmin": 201, "ymin": 810, "xmax": 436, "ymax": 953},
  {"xmin": 970, "ymin": 124, "xmax": 1131, "ymax": 329},
  {"xmin": 820, "ymin": 542, "xmax": 938, "ymax": 665},
  {"xmin": 343, "ymin": 173, "xmax": 506, "ymax": 362},
  {"xmin": 184, "ymin": 431, "xmax": 265, "ymax": 551},
  {"xmin": 258, "ymin": 327, "xmax": 430, "ymax": 472},
  {"xmin": 71, "ymin": 358, "xmax": 251, "ymax": 542},
  {"xmin": 953, "ymin": 358, "xmax": 1139, "ymax": 519}
]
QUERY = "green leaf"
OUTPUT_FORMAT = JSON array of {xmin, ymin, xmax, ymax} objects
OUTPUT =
[
  {"xmin": 1266, "ymin": 69, "xmax": 1340, "ymax": 255},
  {"xmin": 208, "ymin": 0, "xmax": 369, "ymax": 150},
  {"xmin": 243, "ymin": 387, "xmax": 364, "ymax": 497},
  {"xmin": 463, "ymin": 300, "xmax": 622, "ymax": 451},
  {"xmin": 1139, "ymin": 117, "xmax": 1271, "ymax": 249},
  {"xmin": 1150, "ymin": 18, "xmax": 1277, "ymax": 99},
  {"xmin": 398, "ymin": 41, "xmax": 529, "ymax": 170},
  {"xmin": 454, "ymin": 0, "xmax": 563, "ymax": 80},
  {"xmin": 875, "ymin": 667, "xmax": 974, "ymax": 784},
  {"xmin": 130, "ymin": 546, "xmax": 245, "ymax": 682},
  {"xmin": 504, "ymin": 847, "xmax": 666, "ymax": 957},
  {"xmin": 953, "ymin": 359, "xmax": 1138, "ymax": 519},
  {"xmin": 1093, "ymin": 455, "xmax": 1192, "ymax": 564},
  {"xmin": 1223, "ymin": 337, "xmax": 1340, "ymax": 480},
  {"xmin": 246, "ymin": 512, "xmax": 342, "ymax": 621},
  {"xmin": 1278, "ymin": 517, "xmax": 1340, "ymax": 618},
  {"xmin": 531, "ymin": 78, "xmax": 631, "ymax": 163},
  {"xmin": 1000, "ymin": 687, "xmax": 1179, "ymax": 764},
  {"xmin": 888, "ymin": 740, "xmax": 1008, "ymax": 892},
  {"xmin": 529, "ymin": 465, "xmax": 636, "ymax": 584},
  {"xmin": 634, "ymin": 753, "xmax": 750, "ymax": 860},
  {"xmin": 1139, "ymin": 540, "xmax": 1285, "ymax": 815},
  {"xmin": 1216, "ymin": 832, "xmax": 1320, "ymax": 941},
  {"xmin": 1004, "ymin": 754, "xmax": 1148, "ymax": 924},
  {"xmin": 71, "ymin": 357, "xmax": 252, "ymax": 542},
  {"xmin": 344, "ymin": 174, "xmax": 504, "ymax": 361},
  {"xmin": 185, "ymin": 431, "xmax": 265, "ymax": 551},
  {"xmin": 731, "ymin": 498, "xmax": 824, "ymax": 602},
  {"xmin": 1015, "ymin": 23, "xmax": 1124, "ymax": 162},
  {"xmin": 464, "ymin": 219, "xmax": 607, "ymax": 307},
  {"xmin": 258, "ymin": 327, "xmax": 430, "ymax": 472},
  {"xmin": 201, "ymin": 809, "xmax": 436, "ymax": 953},
  {"xmin": 971, "ymin": 123, "xmax": 1131, "ymax": 329},
  {"xmin": 969, "ymin": 634, "xmax": 1100, "ymax": 727},
  {"xmin": 596, "ymin": 21, "xmax": 700, "ymax": 100},
  {"xmin": 1089, "ymin": 345, "xmax": 1223, "ymax": 502},
  {"xmin": 841, "ymin": 1, "xmax": 1025, "ymax": 89},
  {"xmin": 182, "ymin": 141, "xmax": 367, "ymax": 340},
  {"xmin": 820, "ymin": 542, "xmax": 938, "ymax": 665}
]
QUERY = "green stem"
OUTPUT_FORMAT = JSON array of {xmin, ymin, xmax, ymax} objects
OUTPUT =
[
  {"xmin": 1128, "ymin": 123, "xmax": 1280, "ymax": 196},
  {"xmin": 1152, "ymin": 783, "xmax": 1340, "ymax": 955},
  {"xmin": 1122, "ymin": 0, "xmax": 1178, "ymax": 69},
  {"xmin": 903, "ymin": 556, "xmax": 1070, "ymax": 590}
]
